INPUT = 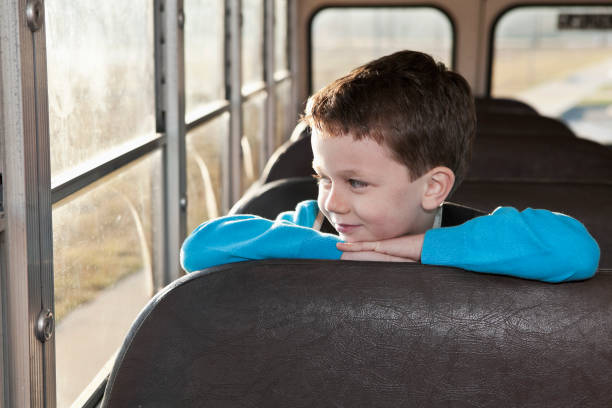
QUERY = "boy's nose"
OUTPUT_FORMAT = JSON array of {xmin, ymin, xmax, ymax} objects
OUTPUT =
[{"xmin": 324, "ymin": 185, "xmax": 349, "ymax": 214}]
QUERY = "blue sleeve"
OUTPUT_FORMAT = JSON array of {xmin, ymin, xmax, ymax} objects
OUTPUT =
[
  {"xmin": 421, "ymin": 207, "xmax": 600, "ymax": 282},
  {"xmin": 180, "ymin": 200, "xmax": 342, "ymax": 272}
]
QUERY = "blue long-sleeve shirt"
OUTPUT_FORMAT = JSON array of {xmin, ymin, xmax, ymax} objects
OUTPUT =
[{"xmin": 180, "ymin": 200, "xmax": 600, "ymax": 282}]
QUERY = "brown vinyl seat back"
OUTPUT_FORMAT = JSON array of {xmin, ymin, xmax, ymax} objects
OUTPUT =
[
  {"xmin": 476, "ymin": 113, "xmax": 576, "ymax": 138},
  {"xmin": 230, "ymin": 176, "xmax": 318, "ymax": 216},
  {"xmin": 259, "ymin": 125, "xmax": 611, "ymax": 184},
  {"xmin": 101, "ymin": 260, "xmax": 612, "ymax": 407},
  {"xmin": 474, "ymin": 96, "xmax": 539, "ymax": 116},
  {"xmin": 468, "ymin": 134, "xmax": 612, "ymax": 181},
  {"xmin": 261, "ymin": 122, "xmax": 312, "ymax": 184}
]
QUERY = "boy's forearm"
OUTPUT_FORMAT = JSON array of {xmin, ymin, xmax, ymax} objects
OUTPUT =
[
  {"xmin": 421, "ymin": 207, "xmax": 600, "ymax": 282},
  {"xmin": 180, "ymin": 214, "xmax": 343, "ymax": 272}
]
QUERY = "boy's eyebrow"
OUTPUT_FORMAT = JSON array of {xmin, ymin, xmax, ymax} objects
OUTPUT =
[{"xmin": 312, "ymin": 161, "xmax": 367, "ymax": 178}]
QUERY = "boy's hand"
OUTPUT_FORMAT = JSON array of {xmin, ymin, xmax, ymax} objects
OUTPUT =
[
  {"xmin": 340, "ymin": 251, "xmax": 413, "ymax": 262},
  {"xmin": 337, "ymin": 233, "xmax": 425, "ymax": 262}
]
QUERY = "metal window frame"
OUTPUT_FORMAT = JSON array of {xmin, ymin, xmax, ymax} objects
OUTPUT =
[
  {"xmin": 0, "ymin": 0, "xmax": 295, "ymax": 406},
  {"xmin": 227, "ymin": 0, "xmax": 243, "ymax": 206},
  {"xmin": 0, "ymin": 0, "xmax": 55, "ymax": 406},
  {"xmin": 0, "ymin": 28, "xmax": 6, "ymax": 406},
  {"xmin": 157, "ymin": 0, "xmax": 187, "ymax": 283}
]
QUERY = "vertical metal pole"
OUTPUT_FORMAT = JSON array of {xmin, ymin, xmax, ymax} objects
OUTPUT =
[
  {"xmin": 0, "ymin": 20, "xmax": 6, "ymax": 408},
  {"xmin": 264, "ymin": 0, "xmax": 277, "ymax": 160},
  {"xmin": 159, "ymin": 0, "xmax": 186, "ymax": 281},
  {"xmin": 227, "ymin": 0, "xmax": 243, "ymax": 206},
  {"xmin": 152, "ymin": 0, "xmax": 166, "ymax": 290},
  {"xmin": 0, "ymin": 0, "xmax": 54, "ymax": 406},
  {"xmin": 32, "ymin": 1, "xmax": 56, "ymax": 405}
]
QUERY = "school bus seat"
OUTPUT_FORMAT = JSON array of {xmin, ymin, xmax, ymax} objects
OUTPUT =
[
  {"xmin": 259, "ymin": 125, "xmax": 611, "ymax": 185},
  {"xmin": 474, "ymin": 96, "xmax": 539, "ymax": 116},
  {"xmin": 468, "ymin": 133, "xmax": 612, "ymax": 181},
  {"xmin": 101, "ymin": 260, "xmax": 612, "ymax": 407},
  {"xmin": 261, "ymin": 123, "xmax": 312, "ymax": 184},
  {"xmin": 476, "ymin": 113, "xmax": 575, "ymax": 138},
  {"xmin": 230, "ymin": 176, "xmax": 318, "ymax": 217}
]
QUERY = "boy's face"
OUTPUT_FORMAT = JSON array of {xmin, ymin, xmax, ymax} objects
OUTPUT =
[{"xmin": 311, "ymin": 129, "xmax": 432, "ymax": 242}]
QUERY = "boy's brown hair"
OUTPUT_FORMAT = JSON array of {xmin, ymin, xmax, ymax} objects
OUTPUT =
[{"xmin": 303, "ymin": 50, "xmax": 476, "ymax": 189}]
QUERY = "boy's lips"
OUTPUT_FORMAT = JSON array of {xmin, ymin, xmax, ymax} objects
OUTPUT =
[{"xmin": 334, "ymin": 223, "xmax": 361, "ymax": 234}]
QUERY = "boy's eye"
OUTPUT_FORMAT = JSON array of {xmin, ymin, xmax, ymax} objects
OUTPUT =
[{"xmin": 348, "ymin": 179, "xmax": 368, "ymax": 189}]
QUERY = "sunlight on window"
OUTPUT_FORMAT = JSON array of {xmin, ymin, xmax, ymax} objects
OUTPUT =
[
  {"xmin": 53, "ymin": 152, "xmax": 160, "ymax": 407},
  {"xmin": 312, "ymin": 7, "xmax": 453, "ymax": 91},
  {"xmin": 186, "ymin": 114, "xmax": 228, "ymax": 232},
  {"xmin": 242, "ymin": 93, "xmax": 267, "ymax": 192},
  {"xmin": 492, "ymin": 6, "xmax": 612, "ymax": 144},
  {"xmin": 184, "ymin": 0, "xmax": 225, "ymax": 120},
  {"xmin": 45, "ymin": 0, "xmax": 156, "ymax": 179},
  {"xmin": 242, "ymin": 0, "xmax": 264, "ymax": 92}
]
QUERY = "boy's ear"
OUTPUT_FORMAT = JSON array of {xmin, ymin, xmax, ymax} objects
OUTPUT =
[{"xmin": 421, "ymin": 166, "xmax": 455, "ymax": 211}]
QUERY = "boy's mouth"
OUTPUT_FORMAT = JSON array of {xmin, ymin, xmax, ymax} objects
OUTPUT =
[{"xmin": 334, "ymin": 223, "xmax": 361, "ymax": 234}]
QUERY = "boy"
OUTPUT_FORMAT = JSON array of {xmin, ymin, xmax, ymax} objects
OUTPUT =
[{"xmin": 181, "ymin": 50, "xmax": 599, "ymax": 282}]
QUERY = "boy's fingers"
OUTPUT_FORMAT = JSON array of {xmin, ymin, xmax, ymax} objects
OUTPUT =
[
  {"xmin": 337, "ymin": 234, "xmax": 424, "ymax": 261},
  {"xmin": 336, "ymin": 241, "xmax": 379, "ymax": 252},
  {"xmin": 340, "ymin": 250, "xmax": 415, "ymax": 262}
]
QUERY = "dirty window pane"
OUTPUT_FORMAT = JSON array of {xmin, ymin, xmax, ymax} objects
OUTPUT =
[
  {"xmin": 492, "ymin": 6, "xmax": 612, "ymax": 144},
  {"xmin": 242, "ymin": 92, "xmax": 267, "ymax": 191},
  {"xmin": 275, "ymin": 79, "xmax": 293, "ymax": 149},
  {"xmin": 275, "ymin": 0, "xmax": 289, "ymax": 74},
  {"xmin": 312, "ymin": 7, "xmax": 453, "ymax": 91},
  {"xmin": 184, "ymin": 0, "xmax": 225, "ymax": 120},
  {"xmin": 45, "ymin": 1, "xmax": 156, "ymax": 181},
  {"xmin": 186, "ymin": 114, "xmax": 228, "ymax": 233},
  {"xmin": 242, "ymin": 0, "xmax": 265, "ymax": 92},
  {"xmin": 54, "ymin": 152, "xmax": 161, "ymax": 407}
]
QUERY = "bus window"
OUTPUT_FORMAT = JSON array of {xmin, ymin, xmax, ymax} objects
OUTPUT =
[
  {"xmin": 186, "ymin": 114, "xmax": 228, "ymax": 232},
  {"xmin": 53, "ymin": 153, "xmax": 160, "ymax": 407},
  {"xmin": 45, "ymin": 1, "xmax": 157, "ymax": 406},
  {"xmin": 46, "ymin": 1, "xmax": 156, "ymax": 180},
  {"xmin": 275, "ymin": 79, "xmax": 293, "ymax": 149},
  {"xmin": 184, "ymin": 0, "xmax": 225, "ymax": 121},
  {"xmin": 311, "ymin": 7, "xmax": 454, "ymax": 92},
  {"xmin": 275, "ymin": 0, "xmax": 289, "ymax": 75},
  {"xmin": 242, "ymin": 92, "xmax": 267, "ymax": 192},
  {"xmin": 242, "ymin": 0, "xmax": 265, "ymax": 93},
  {"xmin": 491, "ymin": 6, "xmax": 612, "ymax": 144}
]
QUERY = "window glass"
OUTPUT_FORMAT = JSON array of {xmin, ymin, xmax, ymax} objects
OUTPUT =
[
  {"xmin": 242, "ymin": 0, "xmax": 265, "ymax": 92},
  {"xmin": 186, "ymin": 114, "xmax": 228, "ymax": 233},
  {"xmin": 184, "ymin": 0, "xmax": 225, "ymax": 121},
  {"xmin": 242, "ymin": 92, "xmax": 267, "ymax": 192},
  {"xmin": 45, "ymin": 1, "xmax": 156, "ymax": 181},
  {"xmin": 275, "ymin": 0, "xmax": 289, "ymax": 75},
  {"xmin": 54, "ymin": 152, "xmax": 161, "ymax": 407},
  {"xmin": 312, "ymin": 7, "xmax": 453, "ymax": 91},
  {"xmin": 275, "ymin": 79, "xmax": 293, "ymax": 149},
  {"xmin": 492, "ymin": 6, "xmax": 612, "ymax": 144}
]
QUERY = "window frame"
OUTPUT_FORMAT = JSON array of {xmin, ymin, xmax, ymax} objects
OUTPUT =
[
  {"xmin": 0, "ymin": 0, "xmax": 295, "ymax": 406},
  {"xmin": 486, "ymin": 2, "xmax": 612, "ymax": 96}
]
